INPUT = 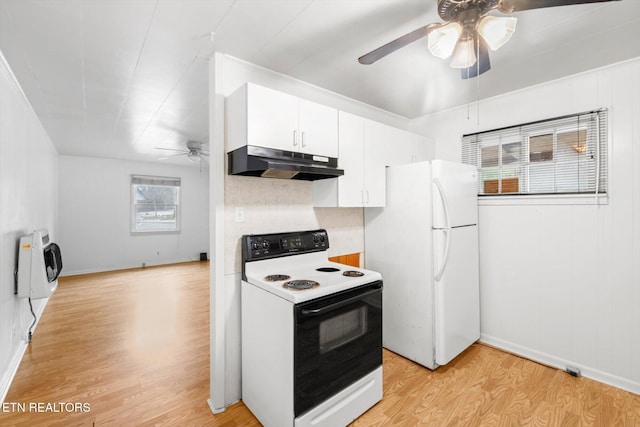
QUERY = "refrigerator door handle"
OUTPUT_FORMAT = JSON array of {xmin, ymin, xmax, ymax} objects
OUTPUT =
[
  {"xmin": 433, "ymin": 178, "xmax": 451, "ymax": 229},
  {"xmin": 434, "ymin": 228, "xmax": 451, "ymax": 281}
]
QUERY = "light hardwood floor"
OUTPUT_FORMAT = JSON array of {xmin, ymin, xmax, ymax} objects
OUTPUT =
[{"xmin": 1, "ymin": 262, "xmax": 638, "ymax": 426}]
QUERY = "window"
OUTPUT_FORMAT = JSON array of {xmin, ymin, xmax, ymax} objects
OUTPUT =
[
  {"xmin": 131, "ymin": 175, "xmax": 181, "ymax": 233},
  {"xmin": 462, "ymin": 110, "xmax": 608, "ymax": 196}
]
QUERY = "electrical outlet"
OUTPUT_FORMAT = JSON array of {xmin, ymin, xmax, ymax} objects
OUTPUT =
[{"xmin": 235, "ymin": 207, "xmax": 245, "ymax": 223}]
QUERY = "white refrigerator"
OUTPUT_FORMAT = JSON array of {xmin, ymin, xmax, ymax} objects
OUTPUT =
[{"xmin": 364, "ymin": 160, "xmax": 480, "ymax": 369}]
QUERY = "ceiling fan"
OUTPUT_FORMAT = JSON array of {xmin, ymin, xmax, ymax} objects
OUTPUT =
[
  {"xmin": 358, "ymin": 0, "xmax": 621, "ymax": 79},
  {"xmin": 156, "ymin": 140, "xmax": 209, "ymax": 163}
]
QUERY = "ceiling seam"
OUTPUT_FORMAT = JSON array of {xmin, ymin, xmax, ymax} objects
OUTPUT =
[
  {"xmin": 132, "ymin": 55, "xmax": 203, "ymax": 148},
  {"xmin": 112, "ymin": 0, "xmax": 160, "ymax": 133},
  {"xmin": 3, "ymin": 4, "xmax": 54, "ymax": 120},
  {"xmin": 80, "ymin": 3, "xmax": 87, "ymax": 130},
  {"xmin": 211, "ymin": 0, "xmax": 237, "ymax": 35},
  {"xmin": 252, "ymin": 0, "xmax": 316, "ymax": 60}
]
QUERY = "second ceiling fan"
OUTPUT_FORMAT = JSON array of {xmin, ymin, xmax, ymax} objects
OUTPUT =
[{"xmin": 358, "ymin": 0, "xmax": 621, "ymax": 79}]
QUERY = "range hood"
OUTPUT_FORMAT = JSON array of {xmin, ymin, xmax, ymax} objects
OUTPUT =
[{"xmin": 228, "ymin": 146, "xmax": 344, "ymax": 181}]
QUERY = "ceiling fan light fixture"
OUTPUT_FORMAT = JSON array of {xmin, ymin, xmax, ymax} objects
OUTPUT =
[
  {"xmin": 187, "ymin": 152, "xmax": 201, "ymax": 162},
  {"xmin": 427, "ymin": 22, "xmax": 462, "ymax": 59},
  {"xmin": 450, "ymin": 38, "xmax": 477, "ymax": 69},
  {"xmin": 478, "ymin": 16, "xmax": 517, "ymax": 51}
]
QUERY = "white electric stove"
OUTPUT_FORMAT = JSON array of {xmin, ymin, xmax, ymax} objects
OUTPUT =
[{"xmin": 241, "ymin": 229, "xmax": 383, "ymax": 427}]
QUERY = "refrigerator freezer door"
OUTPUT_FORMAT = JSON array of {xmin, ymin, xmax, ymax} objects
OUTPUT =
[
  {"xmin": 432, "ymin": 160, "xmax": 478, "ymax": 228},
  {"xmin": 433, "ymin": 225, "xmax": 480, "ymax": 366}
]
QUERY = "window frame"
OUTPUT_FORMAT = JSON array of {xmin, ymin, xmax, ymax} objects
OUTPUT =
[
  {"xmin": 130, "ymin": 175, "xmax": 181, "ymax": 234},
  {"xmin": 462, "ymin": 109, "xmax": 608, "ymax": 203}
]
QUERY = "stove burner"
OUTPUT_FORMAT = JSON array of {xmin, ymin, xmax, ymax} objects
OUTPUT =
[
  {"xmin": 264, "ymin": 274, "xmax": 291, "ymax": 282},
  {"xmin": 316, "ymin": 267, "xmax": 340, "ymax": 272},
  {"xmin": 283, "ymin": 280, "xmax": 320, "ymax": 291},
  {"xmin": 343, "ymin": 270, "xmax": 364, "ymax": 277}
]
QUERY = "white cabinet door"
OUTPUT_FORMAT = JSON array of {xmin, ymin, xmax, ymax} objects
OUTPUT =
[
  {"xmin": 337, "ymin": 111, "xmax": 365, "ymax": 207},
  {"xmin": 246, "ymin": 83, "xmax": 299, "ymax": 152},
  {"xmin": 298, "ymin": 99, "xmax": 338, "ymax": 158},
  {"xmin": 410, "ymin": 132, "xmax": 433, "ymax": 162},
  {"xmin": 387, "ymin": 125, "xmax": 413, "ymax": 166},
  {"xmin": 363, "ymin": 120, "xmax": 388, "ymax": 207},
  {"xmin": 313, "ymin": 113, "xmax": 386, "ymax": 207}
]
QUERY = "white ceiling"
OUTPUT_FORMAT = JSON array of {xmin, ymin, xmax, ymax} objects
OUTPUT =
[{"xmin": 1, "ymin": 0, "xmax": 639, "ymax": 165}]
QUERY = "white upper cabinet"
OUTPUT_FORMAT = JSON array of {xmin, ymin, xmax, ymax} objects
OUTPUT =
[
  {"xmin": 336, "ymin": 111, "xmax": 365, "ymax": 206},
  {"xmin": 227, "ymin": 83, "xmax": 338, "ymax": 158},
  {"xmin": 298, "ymin": 99, "xmax": 338, "ymax": 158},
  {"xmin": 313, "ymin": 112, "xmax": 433, "ymax": 208},
  {"xmin": 362, "ymin": 119, "xmax": 389, "ymax": 207},
  {"xmin": 386, "ymin": 125, "xmax": 432, "ymax": 166}
]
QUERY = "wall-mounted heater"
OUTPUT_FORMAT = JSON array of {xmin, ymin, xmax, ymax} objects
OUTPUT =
[{"xmin": 17, "ymin": 229, "xmax": 62, "ymax": 299}]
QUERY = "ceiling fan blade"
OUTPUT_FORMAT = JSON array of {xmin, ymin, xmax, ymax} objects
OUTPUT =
[
  {"xmin": 158, "ymin": 153, "xmax": 187, "ymax": 160},
  {"xmin": 499, "ymin": 0, "xmax": 620, "ymax": 13},
  {"xmin": 461, "ymin": 38, "xmax": 491, "ymax": 80},
  {"xmin": 155, "ymin": 147, "xmax": 188, "ymax": 152},
  {"xmin": 358, "ymin": 24, "xmax": 440, "ymax": 65}
]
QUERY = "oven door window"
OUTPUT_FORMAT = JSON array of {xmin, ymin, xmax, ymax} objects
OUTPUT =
[
  {"xmin": 294, "ymin": 282, "xmax": 382, "ymax": 417},
  {"xmin": 319, "ymin": 306, "xmax": 367, "ymax": 354}
]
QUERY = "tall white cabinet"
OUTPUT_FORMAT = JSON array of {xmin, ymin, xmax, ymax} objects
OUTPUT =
[
  {"xmin": 313, "ymin": 112, "xmax": 433, "ymax": 207},
  {"xmin": 227, "ymin": 83, "xmax": 338, "ymax": 158}
]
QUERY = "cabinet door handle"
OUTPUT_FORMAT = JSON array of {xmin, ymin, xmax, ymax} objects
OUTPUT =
[
  {"xmin": 301, "ymin": 131, "xmax": 306, "ymax": 147},
  {"xmin": 293, "ymin": 130, "xmax": 298, "ymax": 146},
  {"xmin": 366, "ymin": 190, "xmax": 370, "ymax": 204},
  {"xmin": 361, "ymin": 190, "xmax": 364, "ymax": 204}
]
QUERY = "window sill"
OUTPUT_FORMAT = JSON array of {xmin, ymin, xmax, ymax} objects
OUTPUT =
[
  {"xmin": 478, "ymin": 193, "xmax": 608, "ymax": 206},
  {"xmin": 131, "ymin": 230, "xmax": 181, "ymax": 235}
]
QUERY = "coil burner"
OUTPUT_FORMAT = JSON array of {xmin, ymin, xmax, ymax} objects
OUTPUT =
[
  {"xmin": 264, "ymin": 274, "xmax": 291, "ymax": 282},
  {"xmin": 316, "ymin": 267, "xmax": 340, "ymax": 272},
  {"xmin": 343, "ymin": 270, "xmax": 364, "ymax": 277},
  {"xmin": 283, "ymin": 280, "xmax": 320, "ymax": 291}
]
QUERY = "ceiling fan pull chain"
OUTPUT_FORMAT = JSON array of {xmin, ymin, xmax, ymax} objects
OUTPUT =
[{"xmin": 476, "ymin": 36, "xmax": 481, "ymax": 125}]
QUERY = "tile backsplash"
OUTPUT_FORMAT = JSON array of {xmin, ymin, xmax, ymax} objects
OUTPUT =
[{"xmin": 224, "ymin": 175, "xmax": 363, "ymax": 274}]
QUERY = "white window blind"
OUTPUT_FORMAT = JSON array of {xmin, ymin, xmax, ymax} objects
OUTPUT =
[
  {"xmin": 462, "ymin": 110, "xmax": 608, "ymax": 196},
  {"xmin": 131, "ymin": 175, "xmax": 181, "ymax": 233}
]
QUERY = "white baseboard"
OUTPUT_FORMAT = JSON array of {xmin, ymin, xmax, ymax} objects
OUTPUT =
[
  {"xmin": 480, "ymin": 334, "xmax": 640, "ymax": 396},
  {"xmin": 207, "ymin": 397, "xmax": 227, "ymax": 414},
  {"xmin": 0, "ymin": 298, "xmax": 48, "ymax": 405},
  {"xmin": 59, "ymin": 258, "xmax": 203, "ymax": 277}
]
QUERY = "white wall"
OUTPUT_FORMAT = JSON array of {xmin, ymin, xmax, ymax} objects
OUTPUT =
[
  {"xmin": 209, "ymin": 53, "xmax": 414, "ymax": 411},
  {"xmin": 58, "ymin": 155, "xmax": 209, "ymax": 275},
  {"xmin": 0, "ymin": 51, "xmax": 58, "ymax": 403},
  {"xmin": 411, "ymin": 58, "xmax": 640, "ymax": 394}
]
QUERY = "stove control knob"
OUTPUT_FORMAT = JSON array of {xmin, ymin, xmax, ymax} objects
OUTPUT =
[
  {"xmin": 313, "ymin": 235, "xmax": 319, "ymax": 243},
  {"xmin": 319, "ymin": 234, "xmax": 326, "ymax": 243},
  {"xmin": 251, "ymin": 241, "xmax": 260, "ymax": 250},
  {"xmin": 262, "ymin": 241, "xmax": 270, "ymax": 249}
]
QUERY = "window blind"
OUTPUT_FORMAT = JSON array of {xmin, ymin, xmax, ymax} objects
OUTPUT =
[
  {"xmin": 462, "ymin": 110, "xmax": 608, "ymax": 196},
  {"xmin": 131, "ymin": 175, "xmax": 181, "ymax": 187}
]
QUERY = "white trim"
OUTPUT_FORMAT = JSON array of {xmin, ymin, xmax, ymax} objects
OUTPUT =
[
  {"xmin": 207, "ymin": 398, "xmax": 227, "ymax": 415},
  {"xmin": 58, "ymin": 258, "xmax": 203, "ymax": 277},
  {"xmin": 424, "ymin": 56, "xmax": 640, "ymax": 118},
  {"xmin": 478, "ymin": 193, "xmax": 608, "ymax": 206},
  {"xmin": 480, "ymin": 334, "xmax": 640, "ymax": 396},
  {"xmin": 0, "ymin": 50, "xmax": 40, "ymax": 120},
  {"xmin": 209, "ymin": 54, "xmax": 228, "ymax": 413},
  {"xmin": 0, "ymin": 298, "xmax": 49, "ymax": 405},
  {"xmin": 221, "ymin": 54, "xmax": 408, "ymax": 123}
]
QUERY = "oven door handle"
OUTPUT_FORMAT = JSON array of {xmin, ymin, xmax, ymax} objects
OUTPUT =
[{"xmin": 299, "ymin": 285, "xmax": 381, "ymax": 318}]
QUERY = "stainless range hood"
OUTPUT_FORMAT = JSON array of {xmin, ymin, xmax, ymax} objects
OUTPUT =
[{"xmin": 228, "ymin": 146, "xmax": 344, "ymax": 181}]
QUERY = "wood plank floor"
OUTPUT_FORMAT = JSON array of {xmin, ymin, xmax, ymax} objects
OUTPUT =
[{"xmin": 1, "ymin": 262, "xmax": 638, "ymax": 426}]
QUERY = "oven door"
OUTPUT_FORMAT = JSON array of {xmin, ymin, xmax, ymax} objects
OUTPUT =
[{"xmin": 294, "ymin": 281, "xmax": 382, "ymax": 417}]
